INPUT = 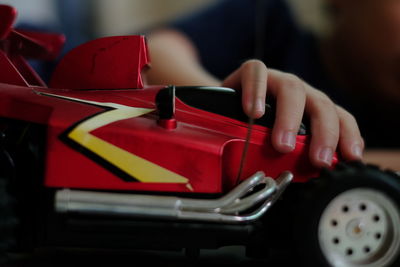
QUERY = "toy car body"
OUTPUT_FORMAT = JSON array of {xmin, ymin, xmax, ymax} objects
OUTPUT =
[{"xmin": 1, "ymin": 5, "xmax": 400, "ymax": 267}]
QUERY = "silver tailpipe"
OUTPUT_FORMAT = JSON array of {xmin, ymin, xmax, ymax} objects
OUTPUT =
[{"xmin": 55, "ymin": 171, "xmax": 293, "ymax": 224}]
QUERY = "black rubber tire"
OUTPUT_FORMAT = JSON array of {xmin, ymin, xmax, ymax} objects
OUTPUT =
[
  {"xmin": 293, "ymin": 161, "xmax": 400, "ymax": 267},
  {"xmin": 0, "ymin": 148, "xmax": 18, "ymax": 264}
]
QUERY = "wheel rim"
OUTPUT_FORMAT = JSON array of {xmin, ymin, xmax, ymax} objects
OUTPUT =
[{"xmin": 318, "ymin": 188, "xmax": 400, "ymax": 267}]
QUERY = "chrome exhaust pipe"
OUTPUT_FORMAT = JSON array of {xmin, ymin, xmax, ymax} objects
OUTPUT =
[{"xmin": 55, "ymin": 171, "xmax": 293, "ymax": 224}]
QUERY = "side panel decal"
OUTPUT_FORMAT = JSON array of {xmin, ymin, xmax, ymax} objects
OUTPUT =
[{"xmin": 39, "ymin": 92, "xmax": 189, "ymax": 184}]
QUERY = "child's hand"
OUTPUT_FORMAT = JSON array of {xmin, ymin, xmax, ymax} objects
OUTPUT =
[{"xmin": 222, "ymin": 59, "xmax": 364, "ymax": 168}]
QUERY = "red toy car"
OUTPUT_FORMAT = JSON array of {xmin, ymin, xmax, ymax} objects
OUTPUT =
[{"xmin": 1, "ymin": 5, "xmax": 400, "ymax": 267}]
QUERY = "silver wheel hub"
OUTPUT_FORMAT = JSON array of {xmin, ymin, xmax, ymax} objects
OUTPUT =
[{"xmin": 318, "ymin": 188, "xmax": 400, "ymax": 267}]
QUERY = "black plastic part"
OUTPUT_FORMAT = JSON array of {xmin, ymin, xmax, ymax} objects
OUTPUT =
[
  {"xmin": 156, "ymin": 85, "xmax": 175, "ymax": 120},
  {"xmin": 41, "ymin": 212, "xmax": 263, "ymax": 252},
  {"xmin": 291, "ymin": 161, "xmax": 400, "ymax": 267},
  {"xmin": 0, "ymin": 147, "xmax": 17, "ymax": 264},
  {"xmin": 174, "ymin": 86, "xmax": 307, "ymax": 135},
  {"xmin": 185, "ymin": 247, "xmax": 200, "ymax": 259},
  {"xmin": 0, "ymin": 118, "xmax": 47, "ymax": 260}
]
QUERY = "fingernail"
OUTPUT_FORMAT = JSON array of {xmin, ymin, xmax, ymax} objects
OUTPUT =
[
  {"xmin": 318, "ymin": 147, "xmax": 333, "ymax": 166},
  {"xmin": 253, "ymin": 99, "xmax": 265, "ymax": 116},
  {"xmin": 352, "ymin": 144, "xmax": 363, "ymax": 158},
  {"xmin": 280, "ymin": 131, "xmax": 296, "ymax": 149}
]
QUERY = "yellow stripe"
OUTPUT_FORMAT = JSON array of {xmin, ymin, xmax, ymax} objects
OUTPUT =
[{"xmin": 40, "ymin": 92, "xmax": 189, "ymax": 184}]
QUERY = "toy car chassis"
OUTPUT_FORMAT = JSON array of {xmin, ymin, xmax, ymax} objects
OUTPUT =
[{"xmin": 1, "ymin": 5, "xmax": 400, "ymax": 267}]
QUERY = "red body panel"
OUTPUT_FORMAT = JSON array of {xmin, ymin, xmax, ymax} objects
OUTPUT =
[{"xmin": 0, "ymin": 84, "xmax": 336, "ymax": 193}]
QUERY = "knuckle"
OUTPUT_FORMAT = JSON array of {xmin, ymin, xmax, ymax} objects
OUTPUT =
[
  {"xmin": 312, "ymin": 92, "xmax": 334, "ymax": 110},
  {"xmin": 240, "ymin": 59, "xmax": 268, "ymax": 89},
  {"xmin": 344, "ymin": 112, "xmax": 357, "ymax": 125},
  {"xmin": 241, "ymin": 59, "xmax": 267, "ymax": 71},
  {"xmin": 243, "ymin": 59, "xmax": 265, "ymax": 66},
  {"xmin": 313, "ymin": 90, "xmax": 330, "ymax": 102},
  {"xmin": 322, "ymin": 124, "xmax": 340, "ymax": 141},
  {"xmin": 338, "ymin": 106, "xmax": 357, "ymax": 124},
  {"xmin": 360, "ymin": 137, "xmax": 365, "ymax": 147},
  {"xmin": 281, "ymin": 73, "xmax": 304, "ymax": 91}
]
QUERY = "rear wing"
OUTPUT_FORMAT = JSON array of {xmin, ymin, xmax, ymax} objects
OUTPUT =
[
  {"xmin": 0, "ymin": 5, "xmax": 149, "ymax": 90},
  {"xmin": 0, "ymin": 5, "xmax": 65, "ymax": 87}
]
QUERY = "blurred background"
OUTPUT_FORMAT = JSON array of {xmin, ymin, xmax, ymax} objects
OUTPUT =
[
  {"xmin": 0, "ymin": 0, "xmax": 331, "ymax": 84},
  {"xmin": 0, "ymin": 0, "xmax": 328, "ymax": 48}
]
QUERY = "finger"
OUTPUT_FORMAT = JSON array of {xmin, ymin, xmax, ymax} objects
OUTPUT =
[
  {"xmin": 267, "ymin": 70, "xmax": 306, "ymax": 153},
  {"xmin": 336, "ymin": 106, "xmax": 364, "ymax": 160},
  {"xmin": 240, "ymin": 60, "xmax": 268, "ymax": 118},
  {"xmin": 222, "ymin": 59, "xmax": 267, "ymax": 118},
  {"xmin": 305, "ymin": 89, "xmax": 340, "ymax": 167}
]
